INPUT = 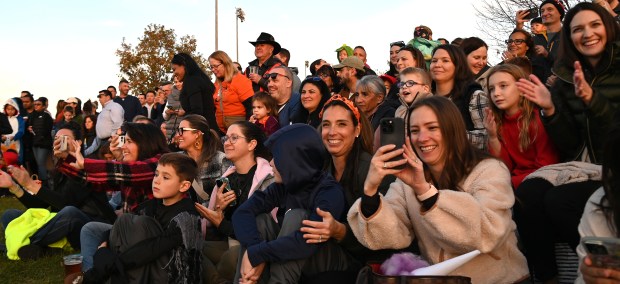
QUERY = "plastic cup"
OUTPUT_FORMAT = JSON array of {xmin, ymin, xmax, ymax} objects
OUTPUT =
[
  {"xmin": 248, "ymin": 66, "xmax": 259, "ymax": 74},
  {"xmin": 63, "ymin": 254, "xmax": 83, "ymax": 276}
]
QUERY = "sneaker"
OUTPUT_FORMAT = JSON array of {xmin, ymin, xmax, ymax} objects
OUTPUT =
[{"xmin": 17, "ymin": 244, "xmax": 62, "ymax": 260}]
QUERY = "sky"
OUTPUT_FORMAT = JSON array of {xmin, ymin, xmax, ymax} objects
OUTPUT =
[{"xmin": 0, "ymin": 0, "xmax": 499, "ymax": 111}]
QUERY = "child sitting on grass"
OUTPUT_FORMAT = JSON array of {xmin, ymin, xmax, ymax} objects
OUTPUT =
[{"xmin": 80, "ymin": 153, "xmax": 203, "ymax": 283}]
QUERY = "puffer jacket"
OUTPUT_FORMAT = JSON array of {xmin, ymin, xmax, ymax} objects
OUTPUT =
[{"xmin": 543, "ymin": 40, "xmax": 620, "ymax": 164}]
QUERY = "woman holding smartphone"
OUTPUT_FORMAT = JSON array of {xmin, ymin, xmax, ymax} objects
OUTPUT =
[
  {"xmin": 577, "ymin": 121, "xmax": 620, "ymax": 283},
  {"xmin": 347, "ymin": 96, "xmax": 528, "ymax": 284},
  {"xmin": 194, "ymin": 121, "xmax": 274, "ymax": 283}
]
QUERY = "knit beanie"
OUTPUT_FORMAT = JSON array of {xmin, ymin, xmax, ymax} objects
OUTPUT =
[{"xmin": 540, "ymin": 0, "xmax": 566, "ymax": 20}]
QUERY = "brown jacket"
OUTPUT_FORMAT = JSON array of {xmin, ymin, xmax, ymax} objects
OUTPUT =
[{"xmin": 348, "ymin": 159, "xmax": 528, "ymax": 284}]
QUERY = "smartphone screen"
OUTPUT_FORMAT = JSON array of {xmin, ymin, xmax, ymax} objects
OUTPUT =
[
  {"xmin": 380, "ymin": 118, "xmax": 405, "ymax": 170},
  {"xmin": 582, "ymin": 237, "xmax": 620, "ymax": 269}
]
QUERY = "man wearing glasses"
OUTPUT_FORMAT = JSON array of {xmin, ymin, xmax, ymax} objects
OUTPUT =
[
  {"xmin": 96, "ymin": 90, "xmax": 124, "ymax": 141},
  {"xmin": 266, "ymin": 66, "xmax": 301, "ymax": 127},
  {"xmin": 246, "ymin": 32, "xmax": 283, "ymax": 92}
]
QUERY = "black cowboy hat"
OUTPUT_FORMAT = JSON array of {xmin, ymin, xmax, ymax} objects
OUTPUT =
[{"xmin": 249, "ymin": 32, "xmax": 281, "ymax": 54}]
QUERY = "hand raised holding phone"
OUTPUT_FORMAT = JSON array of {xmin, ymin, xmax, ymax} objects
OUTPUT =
[{"xmin": 216, "ymin": 177, "xmax": 237, "ymax": 208}]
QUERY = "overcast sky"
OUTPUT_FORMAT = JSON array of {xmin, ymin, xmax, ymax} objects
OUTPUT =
[{"xmin": 0, "ymin": 0, "xmax": 502, "ymax": 109}]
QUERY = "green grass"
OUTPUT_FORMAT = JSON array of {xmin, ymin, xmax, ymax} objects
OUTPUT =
[{"xmin": 0, "ymin": 196, "xmax": 65, "ymax": 283}]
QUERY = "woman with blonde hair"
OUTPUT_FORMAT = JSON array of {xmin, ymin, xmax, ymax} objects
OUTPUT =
[
  {"xmin": 209, "ymin": 50, "xmax": 254, "ymax": 134},
  {"xmin": 483, "ymin": 63, "xmax": 559, "ymax": 188}
]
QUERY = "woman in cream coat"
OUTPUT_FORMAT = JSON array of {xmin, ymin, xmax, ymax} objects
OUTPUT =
[{"xmin": 348, "ymin": 96, "xmax": 528, "ymax": 284}]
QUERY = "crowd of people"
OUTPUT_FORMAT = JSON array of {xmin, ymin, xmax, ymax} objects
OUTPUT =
[{"xmin": 1, "ymin": 0, "xmax": 620, "ymax": 283}]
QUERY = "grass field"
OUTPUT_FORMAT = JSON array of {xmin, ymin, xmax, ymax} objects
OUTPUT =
[{"xmin": 0, "ymin": 196, "xmax": 65, "ymax": 283}]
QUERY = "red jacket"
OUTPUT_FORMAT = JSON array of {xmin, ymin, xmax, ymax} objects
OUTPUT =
[{"xmin": 490, "ymin": 110, "xmax": 559, "ymax": 188}]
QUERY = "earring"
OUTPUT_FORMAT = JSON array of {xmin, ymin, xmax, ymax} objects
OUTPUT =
[{"xmin": 194, "ymin": 141, "xmax": 201, "ymax": 149}]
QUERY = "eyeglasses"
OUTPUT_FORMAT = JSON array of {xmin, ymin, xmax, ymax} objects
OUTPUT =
[
  {"xmin": 264, "ymin": 73, "xmax": 290, "ymax": 81},
  {"xmin": 397, "ymin": 80, "xmax": 422, "ymax": 89},
  {"xmin": 176, "ymin": 127, "xmax": 199, "ymax": 135},
  {"xmin": 390, "ymin": 41, "xmax": 405, "ymax": 47},
  {"xmin": 505, "ymin": 39, "xmax": 526, "ymax": 45},
  {"xmin": 209, "ymin": 63, "xmax": 222, "ymax": 70},
  {"xmin": 221, "ymin": 135, "xmax": 247, "ymax": 144},
  {"xmin": 317, "ymin": 73, "xmax": 329, "ymax": 79}
]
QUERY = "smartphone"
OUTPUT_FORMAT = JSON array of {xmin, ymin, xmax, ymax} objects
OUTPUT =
[
  {"xmin": 59, "ymin": 135, "xmax": 68, "ymax": 152},
  {"xmin": 166, "ymin": 105, "xmax": 174, "ymax": 109},
  {"xmin": 117, "ymin": 135, "xmax": 126, "ymax": 148},
  {"xmin": 380, "ymin": 118, "xmax": 405, "ymax": 170},
  {"xmin": 216, "ymin": 177, "xmax": 237, "ymax": 207},
  {"xmin": 582, "ymin": 237, "xmax": 620, "ymax": 269},
  {"xmin": 523, "ymin": 7, "xmax": 539, "ymax": 19}
]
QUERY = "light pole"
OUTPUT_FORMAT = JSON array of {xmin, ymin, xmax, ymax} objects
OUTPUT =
[
  {"xmin": 304, "ymin": 61, "xmax": 309, "ymax": 78},
  {"xmin": 235, "ymin": 8, "xmax": 246, "ymax": 62},
  {"xmin": 215, "ymin": 0, "xmax": 219, "ymax": 50}
]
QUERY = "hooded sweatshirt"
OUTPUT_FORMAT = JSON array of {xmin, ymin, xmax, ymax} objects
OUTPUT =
[
  {"xmin": 2, "ymin": 98, "xmax": 25, "ymax": 163},
  {"xmin": 232, "ymin": 124, "xmax": 346, "ymax": 266}
]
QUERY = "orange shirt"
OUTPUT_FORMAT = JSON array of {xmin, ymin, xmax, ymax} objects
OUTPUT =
[{"xmin": 213, "ymin": 72, "xmax": 254, "ymax": 132}]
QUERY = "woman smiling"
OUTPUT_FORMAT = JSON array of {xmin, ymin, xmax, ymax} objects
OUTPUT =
[
  {"xmin": 348, "ymin": 96, "xmax": 528, "ymax": 284},
  {"xmin": 297, "ymin": 77, "xmax": 331, "ymax": 128}
]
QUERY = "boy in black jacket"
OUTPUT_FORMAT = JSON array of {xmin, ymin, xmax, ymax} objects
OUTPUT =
[{"xmin": 82, "ymin": 153, "xmax": 203, "ymax": 283}]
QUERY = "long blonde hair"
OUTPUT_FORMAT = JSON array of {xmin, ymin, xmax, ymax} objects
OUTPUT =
[
  {"xmin": 486, "ymin": 64, "xmax": 537, "ymax": 152},
  {"xmin": 209, "ymin": 50, "xmax": 237, "ymax": 83}
]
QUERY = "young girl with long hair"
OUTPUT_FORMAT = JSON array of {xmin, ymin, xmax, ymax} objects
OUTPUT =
[
  {"xmin": 483, "ymin": 64, "xmax": 559, "ymax": 188},
  {"xmin": 249, "ymin": 92, "xmax": 280, "ymax": 136}
]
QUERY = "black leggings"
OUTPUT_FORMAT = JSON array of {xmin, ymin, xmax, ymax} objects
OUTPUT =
[{"xmin": 513, "ymin": 178, "xmax": 600, "ymax": 281}]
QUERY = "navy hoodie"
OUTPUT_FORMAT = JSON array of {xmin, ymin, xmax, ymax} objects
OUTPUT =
[{"xmin": 232, "ymin": 124, "xmax": 346, "ymax": 266}]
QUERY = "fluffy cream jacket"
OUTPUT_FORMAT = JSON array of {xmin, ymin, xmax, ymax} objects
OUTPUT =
[{"xmin": 348, "ymin": 159, "xmax": 529, "ymax": 283}]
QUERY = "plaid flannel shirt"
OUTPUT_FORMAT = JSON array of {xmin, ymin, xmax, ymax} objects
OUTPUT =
[{"xmin": 58, "ymin": 155, "xmax": 160, "ymax": 212}]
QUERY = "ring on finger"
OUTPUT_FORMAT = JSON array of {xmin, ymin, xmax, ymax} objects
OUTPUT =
[
  {"xmin": 383, "ymin": 162, "xmax": 387, "ymax": 169},
  {"xmin": 319, "ymin": 235, "xmax": 322, "ymax": 242}
]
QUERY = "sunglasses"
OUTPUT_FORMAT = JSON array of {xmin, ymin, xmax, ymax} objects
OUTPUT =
[
  {"xmin": 264, "ymin": 73, "xmax": 290, "ymax": 81},
  {"xmin": 397, "ymin": 80, "xmax": 422, "ymax": 89},
  {"xmin": 176, "ymin": 127, "xmax": 199, "ymax": 135},
  {"xmin": 305, "ymin": 76, "xmax": 322, "ymax": 82},
  {"xmin": 390, "ymin": 41, "xmax": 406, "ymax": 47},
  {"xmin": 505, "ymin": 39, "xmax": 526, "ymax": 45}
]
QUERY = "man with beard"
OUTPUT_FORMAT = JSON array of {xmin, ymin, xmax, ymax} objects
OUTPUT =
[{"xmin": 333, "ymin": 57, "xmax": 365, "ymax": 99}]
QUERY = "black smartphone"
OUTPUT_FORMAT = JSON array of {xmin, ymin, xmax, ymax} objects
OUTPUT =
[
  {"xmin": 523, "ymin": 7, "xmax": 539, "ymax": 19},
  {"xmin": 380, "ymin": 118, "xmax": 405, "ymax": 170},
  {"xmin": 216, "ymin": 177, "xmax": 237, "ymax": 207},
  {"xmin": 582, "ymin": 237, "xmax": 620, "ymax": 269}
]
